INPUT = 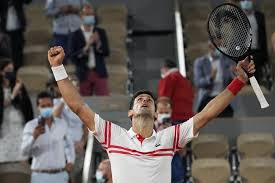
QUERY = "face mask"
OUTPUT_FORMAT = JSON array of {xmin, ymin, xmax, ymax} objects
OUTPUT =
[
  {"xmin": 4, "ymin": 71, "xmax": 16, "ymax": 82},
  {"xmin": 157, "ymin": 113, "xmax": 171, "ymax": 123},
  {"xmin": 83, "ymin": 15, "xmax": 96, "ymax": 25},
  {"xmin": 240, "ymin": 0, "xmax": 253, "ymax": 10},
  {"xmin": 95, "ymin": 171, "xmax": 106, "ymax": 183},
  {"xmin": 39, "ymin": 107, "xmax": 53, "ymax": 118}
]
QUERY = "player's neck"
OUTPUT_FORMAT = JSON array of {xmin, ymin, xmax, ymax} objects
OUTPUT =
[{"xmin": 132, "ymin": 117, "xmax": 154, "ymax": 138}]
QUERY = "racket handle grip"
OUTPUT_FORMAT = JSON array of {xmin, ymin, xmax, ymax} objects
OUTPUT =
[{"xmin": 249, "ymin": 76, "xmax": 269, "ymax": 109}]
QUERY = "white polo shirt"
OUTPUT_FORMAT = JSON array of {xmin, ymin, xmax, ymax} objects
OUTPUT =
[{"xmin": 91, "ymin": 114, "xmax": 198, "ymax": 183}]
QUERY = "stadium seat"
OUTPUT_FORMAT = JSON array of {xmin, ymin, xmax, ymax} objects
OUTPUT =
[
  {"xmin": 185, "ymin": 21, "xmax": 209, "ymax": 46},
  {"xmin": 97, "ymin": 4, "xmax": 128, "ymax": 24},
  {"xmin": 192, "ymin": 158, "xmax": 230, "ymax": 183},
  {"xmin": 25, "ymin": 28, "xmax": 52, "ymax": 46},
  {"xmin": 180, "ymin": 0, "xmax": 212, "ymax": 21},
  {"xmin": 191, "ymin": 133, "xmax": 229, "ymax": 159},
  {"xmin": 83, "ymin": 95, "xmax": 130, "ymax": 113},
  {"xmin": 98, "ymin": 23, "xmax": 127, "ymax": 50},
  {"xmin": 107, "ymin": 64, "xmax": 128, "ymax": 95},
  {"xmin": 106, "ymin": 48, "xmax": 128, "ymax": 65},
  {"xmin": 237, "ymin": 133, "xmax": 274, "ymax": 158},
  {"xmin": 239, "ymin": 158, "xmax": 275, "ymax": 183},
  {"xmin": 0, "ymin": 162, "xmax": 31, "ymax": 183},
  {"xmin": 23, "ymin": 45, "xmax": 49, "ymax": 66},
  {"xmin": 17, "ymin": 66, "xmax": 51, "ymax": 93}
]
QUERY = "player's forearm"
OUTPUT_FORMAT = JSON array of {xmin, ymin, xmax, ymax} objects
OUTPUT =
[
  {"xmin": 57, "ymin": 79, "xmax": 85, "ymax": 116},
  {"xmin": 194, "ymin": 89, "xmax": 234, "ymax": 133}
]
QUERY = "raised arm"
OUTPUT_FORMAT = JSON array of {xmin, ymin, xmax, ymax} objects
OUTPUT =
[
  {"xmin": 193, "ymin": 58, "xmax": 255, "ymax": 135},
  {"xmin": 48, "ymin": 46, "xmax": 96, "ymax": 131}
]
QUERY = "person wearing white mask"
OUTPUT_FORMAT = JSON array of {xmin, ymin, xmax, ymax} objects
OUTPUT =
[
  {"xmin": 158, "ymin": 59, "xmax": 194, "ymax": 124},
  {"xmin": 95, "ymin": 159, "xmax": 113, "ymax": 183},
  {"xmin": 72, "ymin": 3, "xmax": 110, "ymax": 96},
  {"xmin": 155, "ymin": 100, "xmax": 172, "ymax": 132},
  {"xmin": 21, "ymin": 91, "xmax": 75, "ymax": 183},
  {"xmin": 239, "ymin": 0, "xmax": 269, "ymax": 83}
]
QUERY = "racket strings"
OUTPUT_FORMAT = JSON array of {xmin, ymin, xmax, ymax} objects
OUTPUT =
[{"xmin": 208, "ymin": 4, "xmax": 252, "ymax": 58}]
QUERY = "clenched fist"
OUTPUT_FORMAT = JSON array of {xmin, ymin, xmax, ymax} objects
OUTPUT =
[{"xmin": 48, "ymin": 46, "xmax": 65, "ymax": 67}]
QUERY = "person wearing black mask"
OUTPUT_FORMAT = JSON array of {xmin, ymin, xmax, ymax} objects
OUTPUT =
[{"xmin": 0, "ymin": 57, "xmax": 33, "ymax": 137}]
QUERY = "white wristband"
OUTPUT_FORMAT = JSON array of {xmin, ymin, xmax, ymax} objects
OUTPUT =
[{"xmin": 51, "ymin": 65, "xmax": 68, "ymax": 81}]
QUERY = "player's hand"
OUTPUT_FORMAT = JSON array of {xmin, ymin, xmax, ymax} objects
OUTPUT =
[
  {"xmin": 48, "ymin": 46, "xmax": 65, "ymax": 67},
  {"xmin": 236, "ymin": 56, "xmax": 256, "ymax": 83}
]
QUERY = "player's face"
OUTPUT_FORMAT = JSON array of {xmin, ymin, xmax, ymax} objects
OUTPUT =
[{"xmin": 132, "ymin": 94, "xmax": 155, "ymax": 118}]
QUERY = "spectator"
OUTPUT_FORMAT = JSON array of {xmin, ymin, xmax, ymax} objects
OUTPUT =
[
  {"xmin": 193, "ymin": 41, "xmax": 235, "ymax": 117},
  {"xmin": 45, "ymin": 0, "xmax": 84, "ymax": 64},
  {"xmin": 158, "ymin": 59, "xmax": 194, "ymax": 124},
  {"xmin": 49, "ymin": 80, "xmax": 87, "ymax": 183},
  {"xmin": 0, "ymin": 57, "xmax": 33, "ymax": 137},
  {"xmin": 155, "ymin": 100, "xmax": 172, "ymax": 132},
  {"xmin": 271, "ymin": 32, "xmax": 275, "ymax": 90},
  {"xmin": 96, "ymin": 159, "xmax": 112, "ymax": 183},
  {"xmin": 0, "ymin": 0, "xmax": 32, "ymax": 71},
  {"xmin": 21, "ymin": 91, "xmax": 75, "ymax": 183},
  {"xmin": 72, "ymin": 4, "xmax": 110, "ymax": 96},
  {"xmin": 240, "ymin": 0, "xmax": 269, "ymax": 82},
  {"xmin": 0, "ymin": 31, "xmax": 12, "ymax": 58}
]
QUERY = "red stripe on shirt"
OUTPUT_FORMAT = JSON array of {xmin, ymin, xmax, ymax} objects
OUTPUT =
[
  {"xmin": 101, "ymin": 120, "xmax": 108, "ymax": 145},
  {"xmin": 173, "ymin": 125, "xmax": 177, "ymax": 151},
  {"xmin": 108, "ymin": 145, "xmax": 174, "ymax": 154},
  {"xmin": 109, "ymin": 150, "xmax": 173, "ymax": 157},
  {"xmin": 107, "ymin": 121, "xmax": 111, "ymax": 148}
]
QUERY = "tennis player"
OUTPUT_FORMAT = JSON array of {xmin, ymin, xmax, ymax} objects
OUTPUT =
[{"xmin": 48, "ymin": 46, "xmax": 255, "ymax": 183}]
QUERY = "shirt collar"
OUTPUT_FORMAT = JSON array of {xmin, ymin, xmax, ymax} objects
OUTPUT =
[
  {"xmin": 162, "ymin": 68, "xmax": 179, "ymax": 78},
  {"xmin": 128, "ymin": 127, "xmax": 157, "ymax": 139}
]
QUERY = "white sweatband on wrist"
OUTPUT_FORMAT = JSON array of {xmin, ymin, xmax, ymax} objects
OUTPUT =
[{"xmin": 51, "ymin": 65, "xmax": 68, "ymax": 81}]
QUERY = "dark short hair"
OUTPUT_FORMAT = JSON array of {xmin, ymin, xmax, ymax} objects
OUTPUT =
[
  {"xmin": 163, "ymin": 59, "xmax": 177, "ymax": 69},
  {"xmin": 129, "ymin": 90, "xmax": 156, "ymax": 111},
  {"xmin": 36, "ymin": 91, "xmax": 53, "ymax": 105},
  {"xmin": 0, "ymin": 57, "xmax": 13, "ymax": 71}
]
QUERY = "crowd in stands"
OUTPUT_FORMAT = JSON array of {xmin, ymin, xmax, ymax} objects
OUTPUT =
[{"xmin": 0, "ymin": 0, "xmax": 274, "ymax": 183}]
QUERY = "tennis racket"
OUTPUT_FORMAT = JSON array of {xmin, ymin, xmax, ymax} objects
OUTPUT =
[{"xmin": 207, "ymin": 3, "xmax": 269, "ymax": 109}]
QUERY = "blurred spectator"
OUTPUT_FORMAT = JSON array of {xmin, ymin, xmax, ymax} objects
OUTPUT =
[
  {"xmin": 45, "ymin": 0, "xmax": 84, "ymax": 64},
  {"xmin": 158, "ymin": 59, "xmax": 193, "ymax": 124},
  {"xmin": 21, "ymin": 91, "xmax": 75, "ymax": 183},
  {"xmin": 0, "ymin": 31, "xmax": 12, "ymax": 58},
  {"xmin": 155, "ymin": 100, "xmax": 172, "ymax": 132},
  {"xmin": 271, "ymin": 32, "xmax": 275, "ymax": 89},
  {"xmin": 96, "ymin": 159, "xmax": 112, "ymax": 183},
  {"xmin": 0, "ymin": 57, "xmax": 33, "ymax": 137},
  {"xmin": 48, "ymin": 80, "xmax": 87, "ymax": 183},
  {"xmin": 0, "ymin": 0, "xmax": 32, "ymax": 71},
  {"xmin": 240, "ymin": 0, "xmax": 269, "ymax": 82},
  {"xmin": 72, "ymin": 4, "xmax": 110, "ymax": 96},
  {"xmin": 193, "ymin": 41, "xmax": 235, "ymax": 117}
]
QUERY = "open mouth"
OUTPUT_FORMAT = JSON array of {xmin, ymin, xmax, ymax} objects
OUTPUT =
[{"xmin": 141, "ymin": 104, "xmax": 148, "ymax": 108}]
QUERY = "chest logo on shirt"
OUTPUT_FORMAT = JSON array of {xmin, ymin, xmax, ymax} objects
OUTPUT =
[{"xmin": 155, "ymin": 143, "xmax": 161, "ymax": 147}]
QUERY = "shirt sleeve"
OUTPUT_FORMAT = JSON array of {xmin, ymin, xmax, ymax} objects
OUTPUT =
[
  {"xmin": 89, "ymin": 114, "xmax": 123, "ymax": 149},
  {"xmin": 176, "ymin": 118, "xmax": 198, "ymax": 149},
  {"xmin": 21, "ymin": 122, "xmax": 35, "ymax": 157}
]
